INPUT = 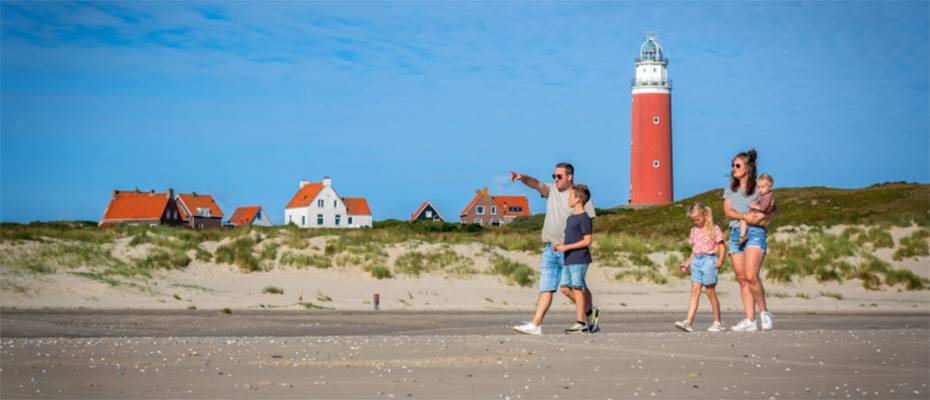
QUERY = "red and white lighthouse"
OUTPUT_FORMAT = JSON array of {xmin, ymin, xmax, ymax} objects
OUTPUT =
[{"xmin": 629, "ymin": 34, "xmax": 673, "ymax": 205}]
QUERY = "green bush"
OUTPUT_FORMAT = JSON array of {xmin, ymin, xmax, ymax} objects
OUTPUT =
[
  {"xmin": 279, "ymin": 252, "xmax": 331, "ymax": 269},
  {"xmin": 215, "ymin": 236, "xmax": 260, "ymax": 272},
  {"xmin": 262, "ymin": 286, "xmax": 284, "ymax": 295},
  {"xmin": 893, "ymin": 229, "xmax": 930, "ymax": 261},
  {"xmin": 491, "ymin": 256, "xmax": 535, "ymax": 287}
]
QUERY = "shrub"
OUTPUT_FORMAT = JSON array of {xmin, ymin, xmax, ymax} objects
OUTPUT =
[
  {"xmin": 262, "ymin": 286, "xmax": 284, "ymax": 295},
  {"xmin": 490, "ymin": 256, "xmax": 534, "ymax": 287},
  {"xmin": 279, "ymin": 252, "xmax": 331, "ymax": 269},
  {"xmin": 893, "ymin": 229, "xmax": 930, "ymax": 261},
  {"xmin": 215, "ymin": 236, "xmax": 260, "ymax": 272},
  {"xmin": 365, "ymin": 264, "xmax": 393, "ymax": 279}
]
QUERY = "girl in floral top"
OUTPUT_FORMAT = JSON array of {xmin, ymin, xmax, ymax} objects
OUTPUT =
[{"xmin": 674, "ymin": 202, "xmax": 727, "ymax": 333}]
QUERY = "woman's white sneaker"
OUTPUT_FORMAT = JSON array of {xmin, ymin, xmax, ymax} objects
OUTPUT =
[
  {"xmin": 674, "ymin": 320, "xmax": 693, "ymax": 333},
  {"xmin": 513, "ymin": 322, "xmax": 542, "ymax": 335},
  {"xmin": 731, "ymin": 318, "xmax": 758, "ymax": 332},
  {"xmin": 707, "ymin": 321, "xmax": 726, "ymax": 332},
  {"xmin": 760, "ymin": 311, "xmax": 774, "ymax": 330}
]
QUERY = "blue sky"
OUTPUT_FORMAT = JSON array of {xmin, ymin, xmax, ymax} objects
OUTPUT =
[{"xmin": 2, "ymin": 2, "xmax": 928, "ymax": 223}]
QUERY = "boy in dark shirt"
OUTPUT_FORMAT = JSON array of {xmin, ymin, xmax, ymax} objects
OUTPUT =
[{"xmin": 553, "ymin": 184, "xmax": 594, "ymax": 333}]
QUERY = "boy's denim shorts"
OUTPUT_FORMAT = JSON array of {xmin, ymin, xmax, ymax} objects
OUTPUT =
[
  {"xmin": 729, "ymin": 225, "xmax": 768, "ymax": 254},
  {"xmin": 539, "ymin": 244, "xmax": 564, "ymax": 292},
  {"xmin": 690, "ymin": 254, "xmax": 718, "ymax": 286},
  {"xmin": 559, "ymin": 263, "xmax": 589, "ymax": 289}
]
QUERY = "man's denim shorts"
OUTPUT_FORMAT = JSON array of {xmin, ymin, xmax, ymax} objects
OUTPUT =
[
  {"xmin": 690, "ymin": 254, "xmax": 718, "ymax": 286},
  {"xmin": 539, "ymin": 244, "xmax": 564, "ymax": 292},
  {"xmin": 729, "ymin": 225, "xmax": 768, "ymax": 254},
  {"xmin": 559, "ymin": 263, "xmax": 589, "ymax": 289}
]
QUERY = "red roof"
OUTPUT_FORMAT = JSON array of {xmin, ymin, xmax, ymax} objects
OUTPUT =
[
  {"xmin": 493, "ymin": 196, "xmax": 531, "ymax": 217},
  {"xmin": 342, "ymin": 197, "xmax": 372, "ymax": 216},
  {"xmin": 228, "ymin": 206, "xmax": 261, "ymax": 226},
  {"xmin": 177, "ymin": 193, "xmax": 224, "ymax": 221},
  {"xmin": 459, "ymin": 191, "xmax": 530, "ymax": 217},
  {"xmin": 286, "ymin": 182, "xmax": 324, "ymax": 209},
  {"xmin": 410, "ymin": 200, "xmax": 430, "ymax": 222},
  {"xmin": 100, "ymin": 190, "xmax": 171, "ymax": 223}
]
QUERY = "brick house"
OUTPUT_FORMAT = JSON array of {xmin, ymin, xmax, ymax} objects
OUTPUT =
[
  {"xmin": 176, "ymin": 192, "xmax": 224, "ymax": 229},
  {"xmin": 459, "ymin": 188, "xmax": 530, "ymax": 226},
  {"xmin": 99, "ymin": 188, "xmax": 182, "ymax": 227}
]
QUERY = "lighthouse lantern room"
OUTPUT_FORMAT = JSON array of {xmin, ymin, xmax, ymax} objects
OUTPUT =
[{"xmin": 629, "ymin": 34, "xmax": 673, "ymax": 205}]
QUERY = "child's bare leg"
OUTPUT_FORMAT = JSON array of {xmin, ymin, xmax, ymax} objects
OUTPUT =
[
  {"xmin": 686, "ymin": 282, "xmax": 702, "ymax": 324},
  {"xmin": 559, "ymin": 286, "xmax": 574, "ymax": 302},
  {"xmin": 739, "ymin": 220, "xmax": 748, "ymax": 239},
  {"xmin": 531, "ymin": 291, "xmax": 554, "ymax": 326},
  {"xmin": 572, "ymin": 288, "xmax": 586, "ymax": 323},
  {"xmin": 584, "ymin": 288, "xmax": 593, "ymax": 313},
  {"xmin": 705, "ymin": 284, "xmax": 722, "ymax": 323}
]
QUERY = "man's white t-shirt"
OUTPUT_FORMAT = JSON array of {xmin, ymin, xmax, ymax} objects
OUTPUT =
[{"xmin": 541, "ymin": 183, "xmax": 596, "ymax": 244}]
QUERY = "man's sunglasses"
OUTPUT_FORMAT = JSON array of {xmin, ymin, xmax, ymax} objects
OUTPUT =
[{"xmin": 552, "ymin": 174, "xmax": 564, "ymax": 180}]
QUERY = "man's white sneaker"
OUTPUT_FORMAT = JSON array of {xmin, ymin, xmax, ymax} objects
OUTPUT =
[
  {"xmin": 731, "ymin": 318, "xmax": 758, "ymax": 332},
  {"xmin": 760, "ymin": 311, "xmax": 774, "ymax": 331},
  {"xmin": 707, "ymin": 321, "xmax": 726, "ymax": 332},
  {"xmin": 674, "ymin": 320, "xmax": 693, "ymax": 333},
  {"xmin": 512, "ymin": 322, "xmax": 542, "ymax": 336}
]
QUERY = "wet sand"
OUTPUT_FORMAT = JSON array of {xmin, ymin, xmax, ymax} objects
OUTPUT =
[{"xmin": 2, "ymin": 311, "xmax": 928, "ymax": 399}]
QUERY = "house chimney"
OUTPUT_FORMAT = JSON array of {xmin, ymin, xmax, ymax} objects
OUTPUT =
[
  {"xmin": 323, "ymin": 177, "xmax": 332, "ymax": 187},
  {"xmin": 112, "ymin": 190, "xmax": 119, "ymax": 198},
  {"xmin": 482, "ymin": 187, "xmax": 489, "ymax": 195},
  {"xmin": 192, "ymin": 191, "xmax": 198, "ymax": 197},
  {"xmin": 167, "ymin": 187, "xmax": 174, "ymax": 199},
  {"xmin": 299, "ymin": 180, "xmax": 309, "ymax": 189}
]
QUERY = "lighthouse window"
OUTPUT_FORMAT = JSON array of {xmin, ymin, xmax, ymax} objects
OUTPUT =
[
  {"xmin": 652, "ymin": 160, "xmax": 660, "ymax": 168},
  {"xmin": 652, "ymin": 116, "xmax": 660, "ymax": 125}
]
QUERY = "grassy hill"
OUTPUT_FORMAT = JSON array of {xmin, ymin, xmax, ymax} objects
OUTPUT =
[
  {"xmin": 1, "ymin": 183, "xmax": 928, "ymax": 292},
  {"xmin": 507, "ymin": 182, "xmax": 930, "ymax": 237}
]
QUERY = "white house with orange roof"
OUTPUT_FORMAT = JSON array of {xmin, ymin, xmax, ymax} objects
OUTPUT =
[{"xmin": 284, "ymin": 177, "xmax": 372, "ymax": 228}]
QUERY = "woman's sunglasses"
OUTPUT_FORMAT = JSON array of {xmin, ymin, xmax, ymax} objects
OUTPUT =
[{"xmin": 731, "ymin": 163, "xmax": 743, "ymax": 169}]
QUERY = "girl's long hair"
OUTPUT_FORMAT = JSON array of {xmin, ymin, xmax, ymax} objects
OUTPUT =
[
  {"xmin": 689, "ymin": 202, "xmax": 716, "ymax": 241},
  {"xmin": 730, "ymin": 148, "xmax": 758, "ymax": 196}
]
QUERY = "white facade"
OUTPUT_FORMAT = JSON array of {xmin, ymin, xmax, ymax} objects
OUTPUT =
[{"xmin": 284, "ymin": 178, "xmax": 372, "ymax": 229}]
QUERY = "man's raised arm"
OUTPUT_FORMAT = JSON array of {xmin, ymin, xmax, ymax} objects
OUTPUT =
[{"xmin": 511, "ymin": 171, "xmax": 549, "ymax": 197}]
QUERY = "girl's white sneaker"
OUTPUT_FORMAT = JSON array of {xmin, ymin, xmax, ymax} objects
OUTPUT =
[
  {"xmin": 707, "ymin": 321, "xmax": 726, "ymax": 332},
  {"xmin": 674, "ymin": 320, "xmax": 693, "ymax": 333},
  {"xmin": 760, "ymin": 311, "xmax": 774, "ymax": 331},
  {"xmin": 731, "ymin": 318, "xmax": 758, "ymax": 332}
]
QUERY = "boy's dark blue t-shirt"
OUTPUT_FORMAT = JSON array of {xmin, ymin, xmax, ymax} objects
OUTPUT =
[{"xmin": 563, "ymin": 212, "xmax": 593, "ymax": 265}]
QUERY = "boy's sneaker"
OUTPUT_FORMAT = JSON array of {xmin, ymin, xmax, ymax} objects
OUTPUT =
[
  {"xmin": 674, "ymin": 320, "xmax": 693, "ymax": 333},
  {"xmin": 707, "ymin": 321, "xmax": 726, "ymax": 332},
  {"xmin": 586, "ymin": 307, "xmax": 601, "ymax": 333},
  {"xmin": 565, "ymin": 322, "xmax": 589, "ymax": 334},
  {"xmin": 731, "ymin": 318, "xmax": 758, "ymax": 332},
  {"xmin": 760, "ymin": 311, "xmax": 774, "ymax": 331},
  {"xmin": 513, "ymin": 322, "xmax": 542, "ymax": 336}
]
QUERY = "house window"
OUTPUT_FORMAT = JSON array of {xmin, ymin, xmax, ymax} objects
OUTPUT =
[
  {"xmin": 318, "ymin": 199, "xmax": 324, "ymax": 208},
  {"xmin": 348, "ymin": 216, "xmax": 353, "ymax": 225},
  {"xmin": 491, "ymin": 206, "xmax": 497, "ymax": 215},
  {"xmin": 474, "ymin": 218, "xmax": 483, "ymax": 226},
  {"xmin": 198, "ymin": 208, "xmax": 210, "ymax": 217},
  {"xmin": 335, "ymin": 214, "xmax": 341, "ymax": 226},
  {"xmin": 289, "ymin": 215, "xmax": 293, "ymax": 224},
  {"xmin": 653, "ymin": 160, "xmax": 660, "ymax": 168},
  {"xmin": 652, "ymin": 116, "xmax": 660, "ymax": 125},
  {"xmin": 333, "ymin": 200, "xmax": 337, "ymax": 208},
  {"xmin": 425, "ymin": 210, "xmax": 433, "ymax": 218},
  {"xmin": 197, "ymin": 223, "xmax": 204, "ymax": 229},
  {"xmin": 508, "ymin": 206, "xmax": 523, "ymax": 213},
  {"xmin": 317, "ymin": 214, "xmax": 324, "ymax": 225},
  {"xmin": 301, "ymin": 216, "xmax": 305, "ymax": 226},
  {"xmin": 476, "ymin": 206, "xmax": 485, "ymax": 215},
  {"xmin": 491, "ymin": 220, "xmax": 501, "ymax": 226}
]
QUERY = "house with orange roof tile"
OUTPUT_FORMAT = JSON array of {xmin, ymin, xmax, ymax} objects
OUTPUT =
[
  {"xmin": 176, "ymin": 192, "xmax": 224, "ymax": 229},
  {"xmin": 410, "ymin": 200, "xmax": 445, "ymax": 222},
  {"xmin": 99, "ymin": 188, "xmax": 182, "ymax": 227},
  {"xmin": 459, "ymin": 187, "xmax": 530, "ymax": 226},
  {"xmin": 284, "ymin": 177, "xmax": 372, "ymax": 228},
  {"xmin": 226, "ymin": 205, "xmax": 272, "ymax": 227}
]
